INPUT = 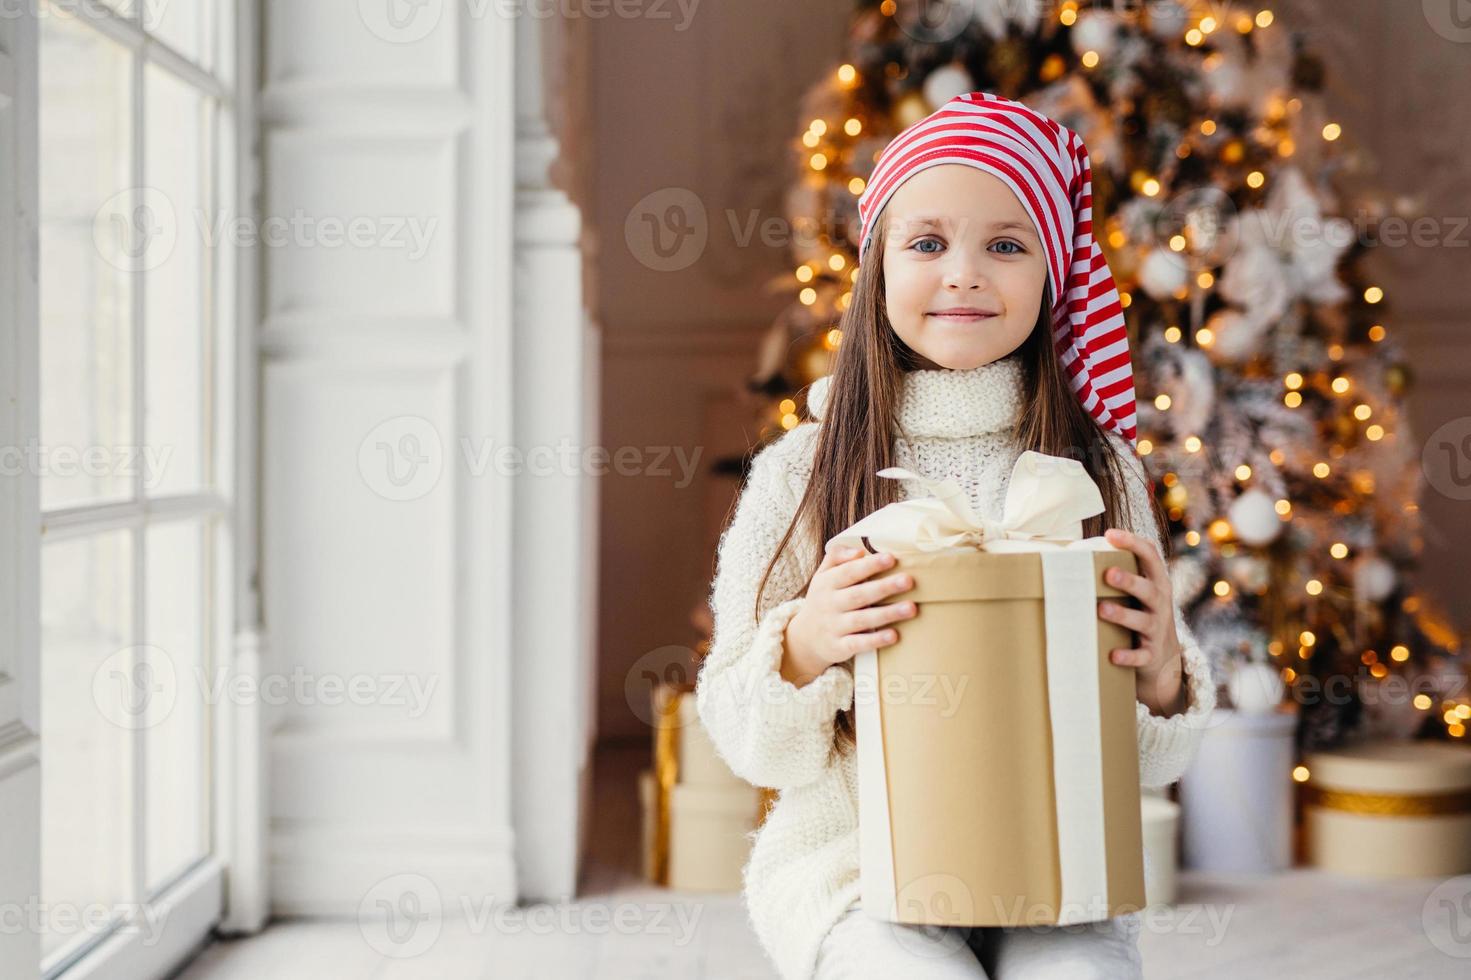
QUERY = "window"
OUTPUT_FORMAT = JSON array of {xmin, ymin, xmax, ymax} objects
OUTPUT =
[{"xmin": 37, "ymin": 1, "xmax": 235, "ymax": 974}]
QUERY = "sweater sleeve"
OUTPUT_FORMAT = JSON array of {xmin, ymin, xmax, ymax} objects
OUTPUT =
[
  {"xmin": 694, "ymin": 432, "xmax": 854, "ymax": 792},
  {"xmin": 1108, "ymin": 433, "xmax": 1219, "ymax": 789}
]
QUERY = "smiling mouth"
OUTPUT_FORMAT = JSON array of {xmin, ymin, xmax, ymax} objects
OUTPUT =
[{"xmin": 928, "ymin": 311, "xmax": 999, "ymax": 320}]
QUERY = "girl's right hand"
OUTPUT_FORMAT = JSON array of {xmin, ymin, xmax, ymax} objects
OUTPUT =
[{"xmin": 780, "ymin": 546, "xmax": 919, "ymax": 687}]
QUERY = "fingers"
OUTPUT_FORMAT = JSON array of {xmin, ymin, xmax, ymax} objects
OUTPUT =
[
  {"xmin": 817, "ymin": 544, "xmax": 862, "ymax": 573},
  {"xmin": 837, "ymin": 570, "xmax": 915, "ymax": 612},
  {"xmin": 1103, "ymin": 564, "xmax": 1157, "ymax": 607},
  {"xmin": 1109, "ymin": 647, "xmax": 1149, "ymax": 668},
  {"xmin": 1104, "ymin": 528, "xmax": 1167, "ymax": 582},
  {"xmin": 845, "ymin": 626, "xmax": 901, "ymax": 658},
  {"xmin": 824, "ymin": 549, "xmax": 903, "ymax": 590},
  {"xmin": 1098, "ymin": 599, "xmax": 1152, "ymax": 635},
  {"xmin": 843, "ymin": 598, "xmax": 918, "ymax": 635}
]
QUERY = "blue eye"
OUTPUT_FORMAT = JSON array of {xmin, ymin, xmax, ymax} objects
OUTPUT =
[{"xmin": 910, "ymin": 237, "xmax": 1024, "ymax": 256}]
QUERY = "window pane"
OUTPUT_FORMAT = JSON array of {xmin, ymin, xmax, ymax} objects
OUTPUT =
[
  {"xmin": 40, "ymin": 530, "xmax": 135, "ymax": 965},
  {"xmin": 149, "ymin": 0, "xmax": 207, "ymax": 67},
  {"xmin": 144, "ymin": 519, "xmax": 211, "ymax": 892},
  {"xmin": 95, "ymin": 0, "xmax": 204, "ymax": 62},
  {"xmin": 144, "ymin": 64, "xmax": 210, "ymax": 497},
  {"xmin": 39, "ymin": 16, "xmax": 134, "ymax": 510}
]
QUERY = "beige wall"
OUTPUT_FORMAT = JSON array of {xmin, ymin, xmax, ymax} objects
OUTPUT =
[
  {"xmin": 590, "ymin": 0, "xmax": 855, "ymax": 741},
  {"xmin": 589, "ymin": 1, "xmax": 1471, "ymax": 742}
]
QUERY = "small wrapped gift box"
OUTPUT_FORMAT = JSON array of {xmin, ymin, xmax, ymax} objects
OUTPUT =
[
  {"xmin": 643, "ymin": 683, "xmax": 778, "ymax": 889},
  {"xmin": 638, "ymin": 765, "xmax": 768, "ymax": 891},
  {"xmin": 667, "ymin": 781, "xmax": 766, "ymax": 892},
  {"xmin": 1303, "ymin": 740, "xmax": 1471, "ymax": 878},
  {"xmin": 1140, "ymin": 792, "xmax": 1180, "ymax": 907},
  {"xmin": 827, "ymin": 451, "xmax": 1148, "ymax": 927}
]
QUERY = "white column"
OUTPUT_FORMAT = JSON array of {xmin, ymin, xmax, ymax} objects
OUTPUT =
[
  {"xmin": 258, "ymin": 0, "xmax": 519, "ymax": 914},
  {"xmin": 509, "ymin": 8, "xmax": 596, "ymax": 902}
]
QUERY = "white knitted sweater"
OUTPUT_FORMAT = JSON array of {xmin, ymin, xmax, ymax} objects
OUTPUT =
[{"xmin": 694, "ymin": 354, "xmax": 1218, "ymax": 980}]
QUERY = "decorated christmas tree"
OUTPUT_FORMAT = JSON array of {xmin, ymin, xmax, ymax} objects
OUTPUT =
[{"xmin": 722, "ymin": 0, "xmax": 1467, "ymax": 750}]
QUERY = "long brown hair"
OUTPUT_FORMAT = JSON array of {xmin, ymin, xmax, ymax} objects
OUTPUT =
[{"xmin": 749, "ymin": 207, "xmax": 1169, "ymax": 753}]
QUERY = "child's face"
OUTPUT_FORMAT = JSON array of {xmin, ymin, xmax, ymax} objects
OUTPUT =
[{"xmin": 879, "ymin": 164, "xmax": 1049, "ymax": 371}]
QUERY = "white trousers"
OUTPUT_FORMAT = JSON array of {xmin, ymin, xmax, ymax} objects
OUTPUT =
[{"xmin": 811, "ymin": 906, "xmax": 1144, "ymax": 980}]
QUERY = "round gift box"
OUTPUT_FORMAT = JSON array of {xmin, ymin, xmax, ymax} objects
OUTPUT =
[
  {"xmin": 1179, "ymin": 706, "xmax": 1297, "ymax": 873},
  {"xmin": 1140, "ymin": 794, "xmax": 1180, "ymax": 907},
  {"xmin": 1303, "ymin": 741, "xmax": 1471, "ymax": 878}
]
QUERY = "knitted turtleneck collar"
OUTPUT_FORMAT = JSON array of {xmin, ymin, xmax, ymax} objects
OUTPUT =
[{"xmin": 806, "ymin": 354, "xmax": 1026, "ymax": 439}]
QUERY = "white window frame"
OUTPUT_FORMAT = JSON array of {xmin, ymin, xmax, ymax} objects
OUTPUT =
[{"xmin": 35, "ymin": 2, "xmax": 253, "ymax": 978}]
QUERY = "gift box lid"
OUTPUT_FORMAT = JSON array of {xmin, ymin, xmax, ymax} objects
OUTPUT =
[
  {"xmin": 1304, "ymin": 741, "xmax": 1471, "ymax": 794},
  {"xmin": 1203, "ymin": 705, "xmax": 1298, "ymax": 739},
  {"xmin": 670, "ymin": 781, "xmax": 762, "ymax": 815},
  {"xmin": 870, "ymin": 547, "xmax": 1138, "ymax": 604},
  {"xmin": 1140, "ymin": 794, "xmax": 1180, "ymax": 826}
]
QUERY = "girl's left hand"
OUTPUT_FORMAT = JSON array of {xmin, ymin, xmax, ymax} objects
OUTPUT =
[{"xmin": 1097, "ymin": 528, "xmax": 1185, "ymax": 704}]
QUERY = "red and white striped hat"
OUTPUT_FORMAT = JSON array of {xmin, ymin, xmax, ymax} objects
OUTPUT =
[{"xmin": 857, "ymin": 91, "xmax": 1138, "ymax": 445}]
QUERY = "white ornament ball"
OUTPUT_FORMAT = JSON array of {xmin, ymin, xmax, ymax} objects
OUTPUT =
[
  {"xmin": 1070, "ymin": 12, "xmax": 1118, "ymax": 60},
  {"xmin": 1146, "ymin": 1, "xmax": 1191, "ymax": 40},
  {"xmin": 1229, "ymin": 489, "xmax": 1281, "ymax": 547},
  {"xmin": 1227, "ymin": 662, "xmax": 1285, "ymax": 715},
  {"xmin": 1356, "ymin": 675, "xmax": 1425, "ymax": 739},
  {"xmin": 1224, "ymin": 554, "xmax": 1270, "ymax": 594},
  {"xmin": 1203, "ymin": 59, "xmax": 1248, "ymax": 108},
  {"xmin": 1138, "ymin": 248, "xmax": 1189, "ymax": 300},
  {"xmin": 923, "ymin": 64, "xmax": 975, "ymax": 110},
  {"xmin": 1203, "ymin": 308, "xmax": 1269, "ymax": 363},
  {"xmin": 1352, "ymin": 554, "xmax": 1397, "ymax": 602}
]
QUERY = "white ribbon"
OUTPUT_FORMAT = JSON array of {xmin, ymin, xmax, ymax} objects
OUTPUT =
[
  {"xmin": 826, "ymin": 450, "xmax": 1110, "ymax": 556},
  {"xmin": 847, "ymin": 451, "xmax": 1118, "ymax": 924}
]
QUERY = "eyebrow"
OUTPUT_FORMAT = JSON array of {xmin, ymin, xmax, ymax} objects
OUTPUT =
[{"xmin": 908, "ymin": 216, "xmax": 1038, "ymax": 239}]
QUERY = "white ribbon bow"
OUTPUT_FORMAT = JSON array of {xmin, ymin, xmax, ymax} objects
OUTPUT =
[{"xmin": 826, "ymin": 450, "xmax": 1112, "ymax": 555}]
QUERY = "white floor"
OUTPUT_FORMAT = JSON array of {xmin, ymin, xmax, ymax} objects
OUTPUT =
[{"xmin": 172, "ymin": 745, "xmax": 1471, "ymax": 979}]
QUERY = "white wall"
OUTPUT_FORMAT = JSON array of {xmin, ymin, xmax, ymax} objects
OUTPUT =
[
  {"xmin": 257, "ymin": 0, "xmax": 592, "ymax": 911},
  {"xmin": 592, "ymin": 0, "xmax": 856, "ymax": 743}
]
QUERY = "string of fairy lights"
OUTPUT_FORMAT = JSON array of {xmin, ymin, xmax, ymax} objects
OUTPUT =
[{"xmin": 771, "ymin": 1, "xmax": 1468, "ymax": 743}]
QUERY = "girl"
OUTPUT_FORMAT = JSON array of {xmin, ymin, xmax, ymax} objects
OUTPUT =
[{"xmin": 695, "ymin": 92, "xmax": 1216, "ymax": 980}]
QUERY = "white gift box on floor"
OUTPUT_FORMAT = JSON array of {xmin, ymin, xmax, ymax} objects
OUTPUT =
[
  {"xmin": 1140, "ymin": 793, "xmax": 1180, "ymax": 907},
  {"xmin": 1179, "ymin": 706, "xmax": 1297, "ymax": 873},
  {"xmin": 666, "ymin": 780, "xmax": 763, "ymax": 892},
  {"xmin": 638, "ymin": 767, "xmax": 764, "ymax": 892}
]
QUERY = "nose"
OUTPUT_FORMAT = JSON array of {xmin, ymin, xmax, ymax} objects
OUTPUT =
[{"xmin": 941, "ymin": 250, "xmax": 988, "ymax": 291}]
